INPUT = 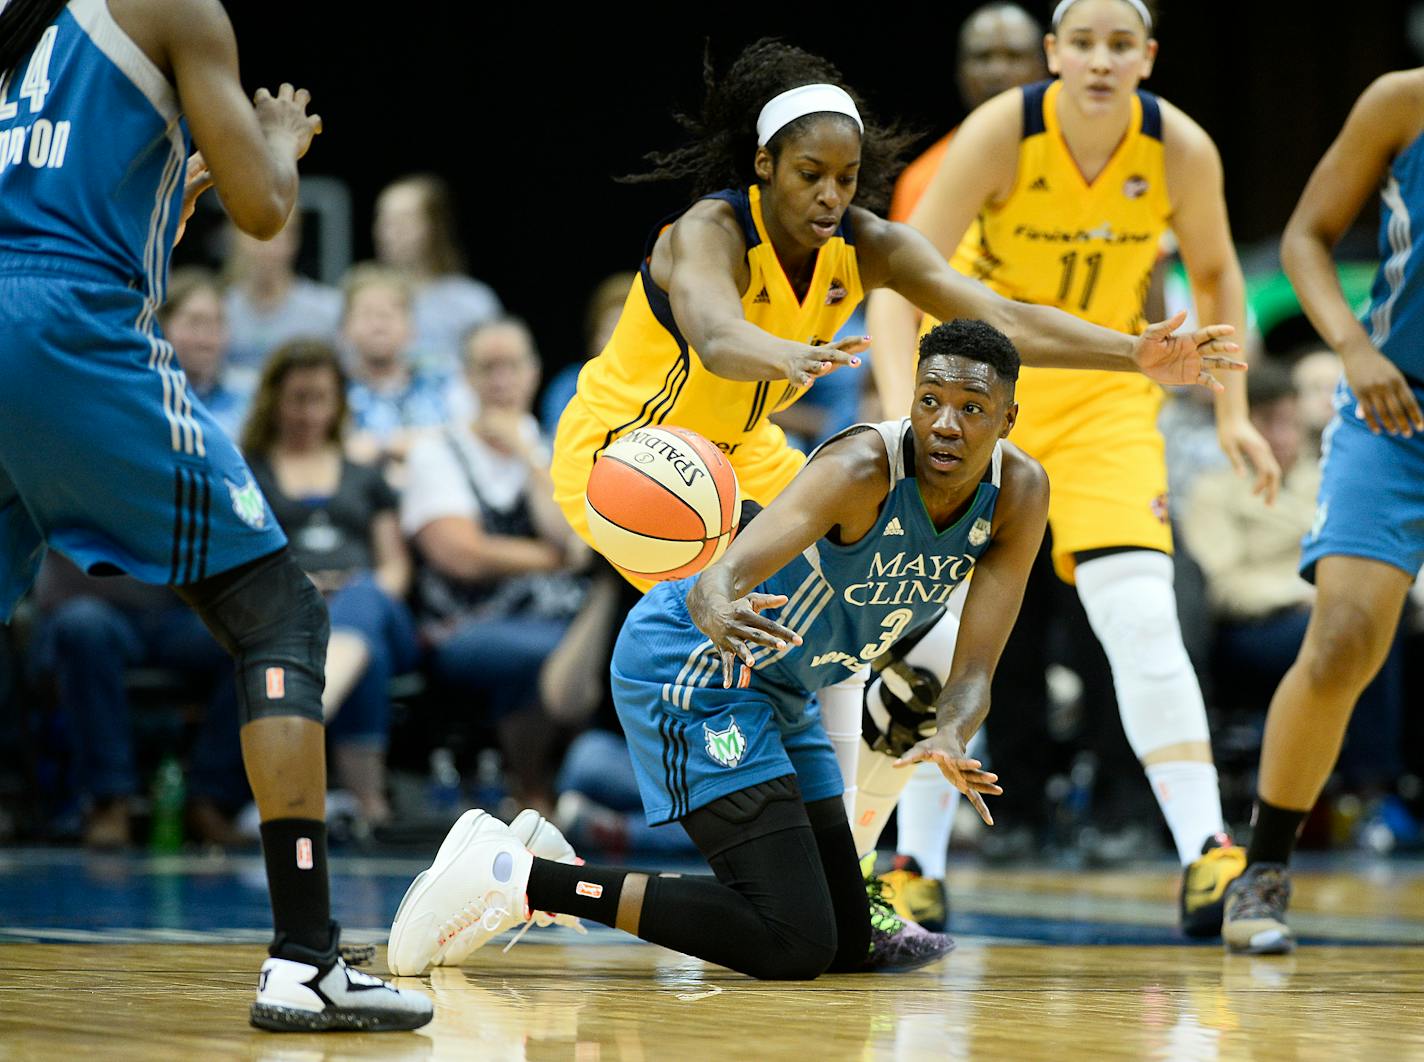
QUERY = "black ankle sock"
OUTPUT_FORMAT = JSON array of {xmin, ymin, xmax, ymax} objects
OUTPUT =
[
  {"xmin": 1246, "ymin": 798, "xmax": 1307, "ymax": 867},
  {"xmin": 526, "ymin": 857, "xmax": 630, "ymax": 926},
  {"xmin": 260, "ymin": 818, "xmax": 333, "ymax": 955}
]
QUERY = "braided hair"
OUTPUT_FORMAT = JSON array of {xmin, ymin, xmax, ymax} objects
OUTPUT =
[{"xmin": 0, "ymin": 0, "xmax": 68, "ymax": 81}]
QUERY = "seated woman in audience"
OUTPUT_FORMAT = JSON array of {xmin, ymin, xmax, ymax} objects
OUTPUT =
[
  {"xmin": 241, "ymin": 339, "xmax": 419, "ymax": 826},
  {"xmin": 341, "ymin": 263, "xmax": 451, "ymax": 479},
  {"xmin": 537, "ymin": 271, "xmax": 636, "ymax": 437},
  {"xmin": 222, "ymin": 215, "xmax": 342, "ymax": 376},
  {"xmin": 403, "ymin": 318, "xmax": 587, "ymax": 818}
]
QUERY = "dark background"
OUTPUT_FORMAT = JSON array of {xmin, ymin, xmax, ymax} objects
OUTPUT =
[{"xmin": 219, "ymin": 2, "xmax": 1418, "ymax": 372}]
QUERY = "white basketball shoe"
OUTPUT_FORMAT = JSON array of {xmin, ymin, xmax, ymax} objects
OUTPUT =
[
  {"xmin": 251, "ymin": 953, "xmax": 433, "ymax": 1031},
  {"xmin": 434, "ymin": 809, "xmax": 586, "ymax": 966},
  {"xmin": 387, "ymin": 810, "xmax": 532, "ymax": 976}
]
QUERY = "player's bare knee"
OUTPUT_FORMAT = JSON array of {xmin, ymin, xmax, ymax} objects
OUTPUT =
[
  {"xmin": 1301, "ymin": 600, "xmax": 1391, "ymax": 695},
  {"xmin": 179, "ymin": 550, "xmax": 328, "ymax": 725}
]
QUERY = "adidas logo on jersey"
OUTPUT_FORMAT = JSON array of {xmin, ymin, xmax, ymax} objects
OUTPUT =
[
  {"xmin": 883, "ymin": 517, "xmax": 905, "ymax": 536},
  {"xmin": 1029, "ymin": 176, "xmax": 1050, "ymax": 191},
  {"xmin": 753, "ymin": 286, "xmax": 771, "ymax": 304}
]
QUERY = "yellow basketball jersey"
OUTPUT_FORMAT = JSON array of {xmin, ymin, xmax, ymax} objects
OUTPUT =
[
  {"xmin": 573, "ymin": 184, "xmax": 864, "ymax": 461},
  {"xmin": 950, "ymin": 79, "xmax": 1172, "ymax": 335}
]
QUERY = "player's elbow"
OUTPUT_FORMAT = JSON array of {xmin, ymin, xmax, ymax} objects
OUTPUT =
[{"xmin": 231, "ymin": 197, "xmax": 293, "ymax": 241}]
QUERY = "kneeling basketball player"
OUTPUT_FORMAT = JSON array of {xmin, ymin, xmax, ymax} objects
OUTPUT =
[{"xmin": 389, "ymin": 319, "xmax": 1047, "ymax": 979}]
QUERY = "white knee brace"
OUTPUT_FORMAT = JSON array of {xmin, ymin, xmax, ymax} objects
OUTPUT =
[{"xmin": 1073, "ymin": 550, "xmax": 1210, "ymax": 757}]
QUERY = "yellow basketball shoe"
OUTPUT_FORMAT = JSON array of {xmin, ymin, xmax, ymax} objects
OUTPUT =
[
  {"xmin": 1180, "ymin": 833, "xmax": 1247, "ymax": 938},
  {"xmin": 875, "ymin": 854, "xmax": 948, "ymax": 933}
]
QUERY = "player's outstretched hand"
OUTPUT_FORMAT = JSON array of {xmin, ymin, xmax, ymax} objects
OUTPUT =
[
  {"xmin": 894, "ymin": 731, "xmax": 1002, "ymax": 826},
  {"xmin": 785, "ymin": 335, "xmax": 869, "ymax": 388},
  {"xmin": 1133, "ymin": 310, "xmax": 1244, "ymax": 392},
  {"xmin": 253, "ymin": 84, "xmax": 323, "ymax": 161},
  {"xmin": 692, "ymin": 591, "xmax": 803, "ymax": 689},
  {"xmin": 1217, "ymin": 414, "xmax": 1283, "ymax": 505},
  {"xmin": 1342, "ymin": 345, "xmax": 1424, "ymax": 437}
]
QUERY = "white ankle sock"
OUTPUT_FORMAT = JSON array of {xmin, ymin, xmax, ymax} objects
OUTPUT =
[{"xmin": 1145, "ymin": 760, "xmax": 1226, "ymax": 865}]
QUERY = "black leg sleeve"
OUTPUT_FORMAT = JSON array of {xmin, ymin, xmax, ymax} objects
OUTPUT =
[{"xmin": 804, "ymin": 795, "xmax": 871, "ymax": 972}]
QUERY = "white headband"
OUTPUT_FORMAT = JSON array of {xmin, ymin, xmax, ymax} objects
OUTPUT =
[
  {"xmin": 1052, "ymin": 0, "xmax": 1153, "ymax": 33},
  {"xmin": 756, "ymin": 84, "xmax": 863, "ymax": 147}
]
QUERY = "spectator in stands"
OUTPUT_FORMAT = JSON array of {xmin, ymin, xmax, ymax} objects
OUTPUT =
[
  {"xmin": 222, "ymin": 216, "xmax": 342, "ymax": 377},
  {"xmin": 1183, "ymin": 362, "xmax": 1405, "ymax": 798},
  {"xmin": 240, "ymin": 339, "xmax": 417, "ymax": 826},
  {"xmin": 538, "ymin": 272, "xmax": 635, "ymax": 437},
  {"xmin": 161, "ymin": 267, "xmax": 251, "ymax": 441},
  {"xmin": 341, "ymin": 263, "xmax": 450, "ymax": 478},
  {"xmin": 373, "ymin": 174, "xmax": 502, "ymax": 379},
  {"xmin": 403, "ymin": 318, "xmax": 587, "ymax": 817},
  {"xmin": 27, "ymin": 556, "xmax": 227, "ymax": 846},
  {"xmin": 1291, "ymin": 346, "xmax": 1343, "ymax": 451}
]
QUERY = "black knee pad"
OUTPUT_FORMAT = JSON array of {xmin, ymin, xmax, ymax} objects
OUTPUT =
[
  {"xmin": 681, "ymin": 775, "xmax": 808, "ymax": 860},
  {"xmin": 176, "ymin": 549, "xmax": 328, "ymax": 725}
]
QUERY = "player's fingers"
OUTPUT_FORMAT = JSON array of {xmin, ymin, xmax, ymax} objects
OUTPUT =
[
  {"xmin": 834, "ymin": 335, "xmax": 872, "ymax": 355},
  {"xmin": 1198, "ymin": 370, "xmax": 1226, "ymax": 395},
  {"xmin": 294, "ymin": 87, "xmax": 312, "ymax": 108},
  {"xmin": 278, "ymin": 82, "xmax": 296, "ymax": 100},
  {"xmin": 1145, "ymin": 309, "xmax": 1189, "ymax": 338},
  {"xmin": 1192, "ymin": 323, "xmax": 1237, "ymax": 343},
  {"xmin": 892, "ymin": 748, "xmax": 926, "ymax": 768},
  {"xmin": 819, "ymin": 347, "xmax": 862, "ymax": 368},
  {"xmin": 309, "ymin": 114, "xmax": 324, "ymax": 137},
  {"xmin": 745, "ymin": 593, "xmax": 789, "ymax": 612},
  {"xmin": 967, "ymin": 790, "xmax": 994, "ymax": 827},
  {"xmin": 253, "ymin": 87, "xmax": 273, "ymax": 104},
  {"xmin": 1401, "ymin": 382, "xmax": 1424, "ymax": 432},
  {"xmin": 1221, "ymin": 437, "xmax": 1246, "ymax": 478},
  {"xmin": 1199, "ymin": 350, "xmax": 1245, "ymax": 368},
  {"xmin": 720, "ymin": 649, "xmax": 733, "ymax": 688},
  {"xmin": 1372, "ymin": 388, "xmax": 1404, "ymax": 436},
  {"xmin": 727, "ymin": 620, "xmax": 792, "ymax": 650},
  {"xmin": 1383, "ymin": 387, "xmax": 1414, "ymax": 437}
]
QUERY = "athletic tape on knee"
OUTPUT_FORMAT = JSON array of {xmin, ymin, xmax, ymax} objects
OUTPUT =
[
  {"xmin": 1074, "ymin": 550, "xmax": 1210, "ymax": 757},
  {"xmin": 183, "ymin": 553, "xmax": 329, "ymax": 726}
]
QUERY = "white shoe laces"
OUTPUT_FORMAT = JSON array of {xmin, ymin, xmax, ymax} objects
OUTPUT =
[{"xmin": 437, "ymin": 893, "xmax": 512, "ymax": 950}]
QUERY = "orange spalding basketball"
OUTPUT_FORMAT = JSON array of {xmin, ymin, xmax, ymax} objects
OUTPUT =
[{"xmin": 585, "ymin": 426, "xmax": 742, "ymax": 581}]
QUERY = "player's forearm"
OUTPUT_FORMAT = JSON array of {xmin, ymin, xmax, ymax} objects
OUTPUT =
[
  {"xmin": 865, "ymin": 289, "xmax": 920, "ymax": 417},
  {"xmin": 1193, "ymin": 268, "xmax": 1251, "ymax": 421},
  {"xmin": 1282, "ymin": 226, "xmax": 1378, "ymax": 359},
  {"xmin": 990, "ymin": 300, "xmax": 1138, "ymax": 373},
  {"xmin": 933, "ymin": 672, "xmax": 992, "ymax": 745},
  {"xmin": 696, "ymin": 321, "xmax": 797, "ymax": 381}
]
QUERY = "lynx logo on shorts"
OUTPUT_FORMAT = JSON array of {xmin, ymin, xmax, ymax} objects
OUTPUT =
[
  {"xmin": 227, "ymin": 475, "xmax": 267, "ymax": 530},
  {"xmin": 704, "ymin": 718, "xmax": 747, "ymax": 768}
]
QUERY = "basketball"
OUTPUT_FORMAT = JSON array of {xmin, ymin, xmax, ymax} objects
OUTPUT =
[{"xmin": 584, "ymin": 426, "xmax": 742, "ymax": 581}]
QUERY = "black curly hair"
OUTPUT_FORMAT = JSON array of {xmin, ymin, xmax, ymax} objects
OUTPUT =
[
  {"xmin": 622, "ymin": 38, "xmax": 917, "ymax": 215},
  {"xmin": 918, "ymin": 319, "xmax": 1020, "ymax": 389}
]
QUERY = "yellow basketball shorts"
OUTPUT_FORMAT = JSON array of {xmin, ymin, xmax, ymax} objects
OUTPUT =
[
  {"xmin": 551, "ymin": 395, "xmax": 807, "ymax": 591},
  {"xmin": 1009, "ymin": 368, "xmax": 1173, "ymax": 583}
]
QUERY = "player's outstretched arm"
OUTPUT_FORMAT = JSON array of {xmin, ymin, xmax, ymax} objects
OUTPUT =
[
  {"xmin": 1282, "ymin": 72, "xmax": 1424, "ymax": 437},
  {"xmin": 161, "ymin": 0, "xmax": 320, "ymax": 238},
  {"xmin": 859, "ymin": 214, "xmax": 1244, "ymax": 389},
  {"xmin": 893, "ymin": 447, "xmax": 1049, "ymax": 825},
  {"xmin": 686, "ymin": 430, "xmax": 890, "ymax": 687},
  {"xmin": 666, "ymin": 206, "xmax": 868, "ymax": 387}
]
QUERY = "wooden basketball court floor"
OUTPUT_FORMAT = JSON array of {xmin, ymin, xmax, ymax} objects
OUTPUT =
[{"xmin": 2, "ymin": 849, "xmax": 1422, "ymax": 1060}]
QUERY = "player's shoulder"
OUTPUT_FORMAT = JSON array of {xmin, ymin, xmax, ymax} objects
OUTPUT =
[
  {"xmin": 1154, "ymin": 96, "xmax": 1216, "ymax": 159},
  {"xmin": 997, "ymin": 440, "xmax": 1049, "ymax": 509},
  {"xmin": 1350, "ymin": 69, "xmax": 1424, "ymax": 138},
  {"xmin": 811, "ymin": 423, "xmax": 895, "ymax": 492},
  {"xmin": 107, "ymin": 0, "xmax": 234, "ymax": 79}
]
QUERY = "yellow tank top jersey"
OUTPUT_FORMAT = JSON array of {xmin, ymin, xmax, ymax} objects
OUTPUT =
[
  {"xmin": 573, "ymin": 184, "xmax": 863, "ymax": 462},
  {"xmin": 950, "ymin": 78, "xmax": 1172, "ymax": 336}
]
